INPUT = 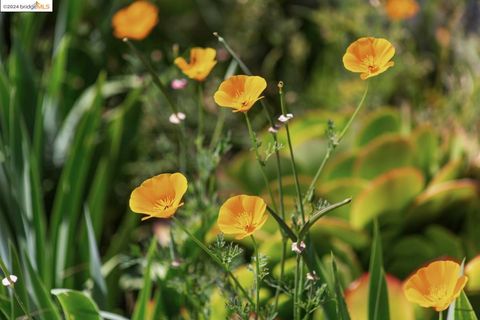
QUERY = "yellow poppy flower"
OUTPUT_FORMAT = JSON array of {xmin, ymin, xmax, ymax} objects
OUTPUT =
[
  {"xmin": 213, "ymin": 75, "xmax": 267, "ymax": 113},
  {"xmin": 217, "ymin": 195, "xmax": 268, "ymax": 239},
  {"xmin": 342, "ymin": 37, "xmax": 395, "ymax": 80},
  {"xmin": 174, "ymin": 48, "xmax": 217, "ymax": 81},
  {"xmin": 403, "ymin": 260, "xmax": 468, "ymax": 312},
  {"xmin": 112, "ymin": 1, "xmax": 159, "ymax": 40},
  {"xmin": 385, "ymin": 0, "xmax": 419, "ymax": 21},
  {"xmin": 129, "ymin": 173, "xmax": 188, "ymax": 220}
]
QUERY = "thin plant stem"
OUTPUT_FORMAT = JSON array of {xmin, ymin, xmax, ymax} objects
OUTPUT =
[
  {"xmin": 209, "ymin": 108, "xmax": 226, "ymax": 150},
  {"xmin": 197, "ymin": 82, "xmax": 205, "ymax": 142},
  {"xmin": 0, "ymin": 260, "xmax": 33, "ymax": 320},
  {"xmin": 293, "ymin": 254, "xmax": 302, "ymax": 320},
  {"xmin": 172, "ymin": 217, "xmax": 254, "ymax": 305},
  {"xmin": 251, "ymin": 235, "xmax": 260, "ymax": 320},
  {"xmin": 303, "ymin": 83, "xmax": 369, "ymax": 204},
  {"xmin": 124, "ymin": 38, "xmax": 187, "ymax": 172},
  {"xmin": 244, "ymin": 112, "xmax": 277, "ymax": 210},
  {"xmin": 439, "ymin": 311, "xmax": 443, "ymax": 320},
  {"xmin": 278, "ymin": 81, "xmax": 305, "ymax": 223}
]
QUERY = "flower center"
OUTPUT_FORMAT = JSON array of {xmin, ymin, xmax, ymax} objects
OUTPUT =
[
  {"xmin": 237, "ymin": 211, "xmax": 255, "ymax": 233},
  {"xmin": 428, "ymin": 285, "xmax": 449, "ymax": 302},
  {"xmin": 362, "ymin": 55, "xmax": 379, "ymax": 74},
  {"xmin": 155, "ymin": 196, "xmax": 175, "ymax": 211}
]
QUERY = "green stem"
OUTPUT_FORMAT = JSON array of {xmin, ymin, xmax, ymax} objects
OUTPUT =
[
  {"xmin": 0, "ymin": 260, "xmax": 33, "ymax": 320},
  {"xmin": 439, "ymin": 311, "xmax": 443, "ymax": 320},
  {"xmin": 303, "ymin": 83, "xmax": 369, "ymax": 204},
  {"xmin": 197, "ymin": 82, "xmax": 205, "ymax": 143},
  {"xmin": 251, "ymin": 235, "xmax": 260, "ymax": 319},
  {"xmin": 244, "ymin": 113, "xmax": 277, "ymax": 210},
  {"xmin": 266, "ymin": 206, "xmax": 297, "ymax": 242},
  {"xmin": 172, "ymin": 217, "xmax": 254, "ymax": 305},
  {"xmin": 209, "ymin": 109, "xmax": 226, "ymax": 150},
  {"xmin": 278, "ymin": 82, "xmax": 305, "ymax": 223},
  {"xmin": 124, "ymin": 38, "xmax": 188, "ymax": 172},
  {"xmin": 294, "ymin": 254, "xmax": 302, "ymax": 320}
]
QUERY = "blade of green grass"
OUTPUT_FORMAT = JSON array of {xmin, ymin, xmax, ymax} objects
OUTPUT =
[
  {"xmin": 23, "ymin": 253, "xmax": 61, "ymax": 320},
  {"xmin": 50, "ymin": 72, "xmax": 105, "ymax": 287},
  {"xmin": 84, "ymin": 207, "xmax": 107, "ymax": 309},
  {"xmin": 131, "ymin": 239, "xmax": 157, "ymax": 320},
  {"xmin": 331, "ymin": 253, "xmax": 351, "ymax": 320},
  {"xmin": 368, "ymin": 220, "xmax": 389, "ymax": 320}
]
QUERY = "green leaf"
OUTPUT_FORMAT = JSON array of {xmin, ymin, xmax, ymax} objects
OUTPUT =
[
  {"xmin": 51, "ymin": 289, "xmax": 102, "ymax": 320},
  {"xmin": 331, "ymin": 253, "xmax": 351, "ymax": 320},
  {"xmin": 351, "ymin": 168, "xmax": 425, "ymax": 228},
  {"xmin": 355, "ymin": 109, "xmax": 401, "ymax": 147},
  {"xmin": 50, "ymin": 73, "xmax": 105, "ymax": 287},
  {"xmin": 447, "ymin": 290, "xmax": 478, "ymax": 320},
  {"xmin": 368, "ymin": 221, "xmax": 389, "ymax": 320},
  {"xmin": 84, "ymin": 208, "xmax": 108, "ymax": 309},
  {"xmin": 353, "ymin": 134, "xmax": 414, "ymax": 179},
  {"xmin": 24, "ymin": 255, "xmax": 62, "ymax": 320},
  {"xmin": 131, "ymin": 239, "xmax": 157, "ymax": 320}
]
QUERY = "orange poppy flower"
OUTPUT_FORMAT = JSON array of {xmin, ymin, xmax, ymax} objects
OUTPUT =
[
  {"xmin": 342, "ymin": 37, "xmax": 395, "ymax": 80},
  {"xmin": 129, "ymin": 173, "xmax": 188, "ymax": 220},
  {"xmin": 403, "ymin": 260, "xmax": 468, "ymax": 312},
  {"xmin": 217, "ymin": 195, "xmax": 268, "ymax": 239},
  {"xmin": 112, "ymin": 1, "xmax": 159, "ymax": 40},
  {"xmin": 385, "ymin": 0, "xmax": 419, "ymax": 21},
  {"xmin": 174, "ymin": 48, "xmax": 217, "ymax": 81},
  {"xmin": 213, "ymin": 75, "xmax": 267, "ymax": 112}
]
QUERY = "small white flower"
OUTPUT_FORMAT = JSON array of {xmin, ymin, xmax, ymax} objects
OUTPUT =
[
  {"xmin": 291, "ymin": 241, "xmax": 306, "ymax": 254},
  {"xmin": 268, "ymin": 126, "xmax": 279, "ymax": 133},
  {"xmin": 169, "ymin": 112, "xmax": 186, "ymax": 124},
  {"xmin": 306, "ymin": 271, "xmax": 318, "ymax": 281},
  {"xmin": 2, "ymin": 275, "xmax": 17, "ymax": 287},
  {"xmin": 171, "ymin": 259, "xmax": 182, "ymax": 268},
  {"xmin": 278, "ymin": 113, "xmax": 293, "ymax": 123}
]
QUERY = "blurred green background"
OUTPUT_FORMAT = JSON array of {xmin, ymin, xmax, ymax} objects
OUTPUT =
[{"xmin": 0, "ymin": 0, "xmax": 479, "ymax": 319}]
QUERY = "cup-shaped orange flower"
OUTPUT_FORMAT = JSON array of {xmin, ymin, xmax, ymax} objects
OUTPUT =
[
  {"xmin": 129, "ymin": 173, "xmax": 188, "ymax": 220},
  {"xmin": 174, "ymin": 48, "xmax": 217, "ymax": 81},
  {"xmin": 385, "ymin": 0, "xmax": 419, "ymax": 21},
  {"xmin": 342, "ymin": 37, "xmax": 395, "ymax": 80},
  {"xmin": 217, "ymin": 195, "xmax": 268, "ymax": 239},
  {"xmin": 403, "ymin": 260, "xmax": 468, "ymax": 312},
  {"xmin": 213, "ymin": 75, "xmax": 267, "ymax": 113},
  {"xmin": 112, "ymin": 1, "xmax": 159, "ymax": 40}
]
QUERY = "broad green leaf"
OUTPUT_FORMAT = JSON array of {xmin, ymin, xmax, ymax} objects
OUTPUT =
[
  {"xmin": 318, "ymin": 178, "xmax": 368, "ymax": 219},
  {"xmin": 465, "ymin": 256, "xmax": 480, "ymax": 292},
  {"xmin": 351, "ymin": 168, "xmax": 424, "ymax": 228},
  {"xmin": 321, "ymin": 151, "xmax": 356, "ymax": 182},
  {"xmin": 368, "ymin": 221, "xmax": 389, "ymax": 320},
  {"xmin": 406, "ymin": 180, "xmax": 480, "ymax": 226},
  {"xmin": 310, "ymin": 218, "xmax": 369, "ymax": 249},
  {"xmin": 353, "ymin": 135, "xmax": 415, "ymax": 179},
  {"xmin": 344, "ymin": 274, "xmax": 415, "ymax": 320},
  {"xmin": 331, "ymin": 254, "xmax": 351, "ymax": 320},
  {"xmin": 131, "ymin": 239, "xmax": 157, "ymax": 320},
  {"xmin": 413, "ymin": 125, "xmax": 439, "ymax": 177},
  {"xmin": 51, "ymin": 289, "xmax": 101, "ymax": 320},
  {"xmin": 430, "ymin": 159, "xmax": 465, "ymax": 186},
  {"xmin": 355, "ymin": 109, "xmax": 401, "ymax": 147}
]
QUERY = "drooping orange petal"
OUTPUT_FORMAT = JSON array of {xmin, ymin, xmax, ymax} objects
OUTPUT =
[{"xmin": 213, "ymin": 75, "xmax": 266, "ymax": 112}]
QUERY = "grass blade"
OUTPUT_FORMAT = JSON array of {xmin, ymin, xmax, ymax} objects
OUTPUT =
[{"xmin": 368, "ymin": 220, "xmax": 389, "ymax": 320}]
